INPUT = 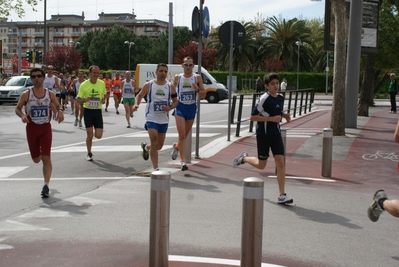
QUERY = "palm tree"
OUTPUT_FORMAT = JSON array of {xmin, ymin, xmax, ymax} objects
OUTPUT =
[
  {"xmin": 208, "ymin": 21, "xmax": 259, "ymax": 71},
  {"xmin": 265, "ymin": 16, "xmax": 313, "ymax": 72}
]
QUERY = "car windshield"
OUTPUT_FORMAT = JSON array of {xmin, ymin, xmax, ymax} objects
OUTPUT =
[{"xmin": 5, "ymin": 77, "xmax": 27, "ymax": 86}]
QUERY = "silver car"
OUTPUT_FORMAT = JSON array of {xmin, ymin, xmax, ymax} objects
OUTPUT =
[{"xmin": 0, "ymin": 76, "xmax": 33, "ymax": 103}]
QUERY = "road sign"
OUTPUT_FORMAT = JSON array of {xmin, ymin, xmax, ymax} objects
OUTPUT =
[
  {"xmin": 203, "ymin": 6, "xmax": 210, "ymax": 38},
  {"xmin": 218, "ymin": 21, "xmax": 246, "ymax": 46},
  {"xmin": 192, "ymin": 6, "xmax": 200, "ymax": 38}
]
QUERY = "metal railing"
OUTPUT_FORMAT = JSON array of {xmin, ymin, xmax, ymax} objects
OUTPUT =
[{"xmin": 231, "ymin": 88, "xmax": 315, "ymax": 134}]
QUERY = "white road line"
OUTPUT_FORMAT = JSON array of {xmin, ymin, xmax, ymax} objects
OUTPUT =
[
  {"xmin": 268, "ymin": 175, "xmax": 336, "ymax": 182},
  {"xmin": 122, "ymin": 133, "xmax": 219, "ymax": 138},
  {"xmin": 0, "ymin": 220, "xmax": 51, "ymax": 231},
  {"xmin": 0, "ymin": 167, "xmax": 29, "ymax": 178},
  {"xmin": 169, "ymin": 255, "xmax": 284, "ymax": 267}
]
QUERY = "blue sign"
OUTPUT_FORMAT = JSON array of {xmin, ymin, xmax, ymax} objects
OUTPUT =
[{"xmin": 203, "ymin": 6, "xmax": 210, "ymax": 38}]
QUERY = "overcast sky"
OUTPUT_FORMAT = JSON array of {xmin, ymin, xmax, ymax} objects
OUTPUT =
[{"xmin": 8, "ymin": 0, "xmax": 325, "ymax": 28}]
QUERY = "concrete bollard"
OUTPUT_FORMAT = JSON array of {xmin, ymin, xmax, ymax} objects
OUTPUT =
[
  {"xmin": 149, "ymin": 170, "xmax": 171, "ymax": 267},
  {"xmin": 241, "ymin": 177, "xmax": 264, "ymax": 267},
  {"xmin": 322, "ymin": 128, "xmax": 333, "ymax": 178}
]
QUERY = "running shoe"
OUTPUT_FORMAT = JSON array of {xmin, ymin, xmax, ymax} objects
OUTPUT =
[
  {"xmin": 232, "ymin": 151, "xmax": 248, "ymax": 168},
  {"xmin": 130, "ymin": 113, "xmax": 134, "ymax": 118},
  {"xmin": 41, "ymin": 185, "xmax": 49, "ymax": 198},
  {"xmin": 71, "ymin": 111, "xmax": 74, "ymax": 115},
  {"xmin": 79, "ymin": 120, "xmax": 82, "ymax": 127},
  {"xmin": 181, "ymin": 161, "xmax": 188, "ymax": 171},
  {"xmin": 105, "ymin": 108, "xmax": 108, "ymax": 112},
  {"xmin": 277, "ymin": 194, "xmax": 294, "ymax": 204},
  {"xmin": 127, "ymin": 122, "xmax": 131, "ymax": 128},
  {"xmin": 116, "ymin": 110, "xmax": 119, "ymax": 115},
  {"xmin": 171, "ymin": 142, "xmax": 178, "ymax": 160},
  {"xmin": 367, "ymin": 189, "xmax": 387, "ymax": 222},
  {"xmin": 86, "ymin": 153, "xmax": 93, "ymax": 161},
  {"xmin": 141, "ymin": 142, "xmax": 149, "ymax": 161},
  {"xmin": 74, "ymin": 119, "xmax": 78, "ymax": 126}
]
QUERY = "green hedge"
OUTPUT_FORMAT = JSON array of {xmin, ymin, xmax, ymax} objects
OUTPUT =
[{"xmin": 209, "ymin": 71, "xmax": 395, "ymax": 95}]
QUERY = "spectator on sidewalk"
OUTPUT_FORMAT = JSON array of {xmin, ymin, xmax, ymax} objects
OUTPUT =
[
  {"xmin": 280, "ymin": 78, "xmax": 287, "ymax": 92},
  {"xmin": 256, "ymin": 76, "xmax": 263, "ymax": 93},
  {"xmin": 367, "ymin": 120, "xmax": 399, "ymax": 222},
  {"xmin": 232, "ymin": 72, "xmax": 293, "ymax": 205},
  {"xmin": 388, "ymin": 73, "xmax": 397, "ymax": 114}
]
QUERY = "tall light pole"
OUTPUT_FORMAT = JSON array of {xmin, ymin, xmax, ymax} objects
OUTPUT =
[
  {"xmin": 124, "ymin": 41, "xmax": 135, "ymax": 70},
  {"xmin": 69, "ymin": 41, "xmax": 80, "ymax": 47},
  {"xmin": 295, "ymin": 41, "xmax": 301, "ymax": 90}
]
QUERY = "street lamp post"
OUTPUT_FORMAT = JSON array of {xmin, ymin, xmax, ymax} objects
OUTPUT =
[
  {"xmin": 124, "ymin": 41, "xmax": 135, "ymax": 70},
  {"xmin": 295, "ymin": 41, "xmax": 301, "ymax": 90}
]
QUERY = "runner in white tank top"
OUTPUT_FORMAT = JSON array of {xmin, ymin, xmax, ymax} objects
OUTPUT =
[
  {"xmin": 121, "ymin": 71, "xmax": 137, "ymax": 128},
  {"xmin": 133, "ymin": 63, "xmax": 178, "ymax": 170}
]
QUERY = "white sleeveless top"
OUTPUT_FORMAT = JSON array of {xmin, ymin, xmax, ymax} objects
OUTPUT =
[
  {"xmin": 25, "ymin": 88, "xmax": 51, "ymax": 124},
  {"xmin": 122, "ymin": 80, "xmax": 135, "ymax": 98},
  {"xmin": 44, "ymin": 74, "xmax": 56, "ymax": 91},
  {"xmin": 74, "ymin": 79, "xmax": 83, "ymax": 94},
  {"xmin": 176, "ymin": 74, "xmax": 197, "ymax": 105},
  {"xmin": 145, "ymin": 80, "xmax": 171, "ymax": 124}
]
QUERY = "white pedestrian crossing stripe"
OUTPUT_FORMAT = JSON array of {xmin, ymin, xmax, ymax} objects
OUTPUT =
[
  {"xmin": 0, "ymin": 220, "xmax": 50, "ymax": 231},
  {"xmin": 0, "ymin": 167, "xmax": 29, "ymax": 178}
]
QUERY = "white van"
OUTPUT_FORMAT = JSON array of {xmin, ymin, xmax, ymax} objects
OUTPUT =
[{"xmin": 135, "ymin": 64, "xmax": 229, "ymax": 103}]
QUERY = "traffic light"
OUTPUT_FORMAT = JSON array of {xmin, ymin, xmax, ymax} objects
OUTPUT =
[
  {"xmin": 37, "ymin": 51, "xmax": 42, "ymax": 63},
  {"xmin": 329, "ymin": 53, "xmax": 334, "ymax": 63},
  {"xmin": 26, "ymin": 50, "xmax": 32, "ymax": 62}
]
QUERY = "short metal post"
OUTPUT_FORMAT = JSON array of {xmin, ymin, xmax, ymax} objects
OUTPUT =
[
  {"xmin": 236, "ymin": 94, "xmax": 244, "ymax": 137},
  {"xmin": 149, "ymin": 170, "xmax": 171, "ymax": 267},
  {"xmin": 322, "ymin": 128, "xmax": 333, "ymax": 178},
  {"xmin": 241, "ymin": 177, "xmax": 264, "ymax": 267},
  {"xmin": 231, "ymin": 95, "xmax": 237, "ymax": 124}
]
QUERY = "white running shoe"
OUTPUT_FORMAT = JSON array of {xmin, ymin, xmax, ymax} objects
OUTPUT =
[
  {"xmin": 181, "ymin": 161, "xmax": 188, "ymax": 171},
  {"xmin": 277, "ymin": 194, "xmax": 293, "ymax": 204},
  {"xmin": 171, "ymin": 142, "xmax": 178, "ymax": 160},
  {"xmin": 86, "ymin": 153, "xmax": 93, "ymax": 161},
  {"xmin": 232, "ymin": 151, "xmax": 248, "ymax": 168},
  {"xmin": 79, "ymin": 120, "xmax": 82, "ymax": 127},
  {"xmin": 74, "ymin": 119, "xmax": 78, "ymax": 126}
]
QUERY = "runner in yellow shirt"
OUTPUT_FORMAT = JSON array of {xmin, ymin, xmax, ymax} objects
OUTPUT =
[{"xmin": 77, "ymin": 65, "xmax": 106, "ymax": 161}]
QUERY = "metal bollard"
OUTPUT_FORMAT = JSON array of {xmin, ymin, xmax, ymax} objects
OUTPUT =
[
  {"xmin": 149, "ymin": 171, "xmax": 171, "ymax": 267},
  {"xmin": 322, "ymin": 128, "xmax": 333, "ymax": 178},
  {"xmin": 241, "ymin": 177, "xmax": 264, "ymax": 267}
]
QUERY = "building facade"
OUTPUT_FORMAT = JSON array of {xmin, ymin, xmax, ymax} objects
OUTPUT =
[{"xmin": 1, "ymin": 11, "xmax": 168, "ymax": 56}]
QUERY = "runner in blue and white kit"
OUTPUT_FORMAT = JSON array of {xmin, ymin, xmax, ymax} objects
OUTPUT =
[
  {"xmin": 170, "ymin": 56, "xmax": 206, "ymax": 171},
  {"xmin": 133, "ymin": 63, "xmax": 178, "ymax": 170}
]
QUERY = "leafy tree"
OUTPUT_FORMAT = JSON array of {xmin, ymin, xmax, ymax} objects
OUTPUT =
[
  {"xmin": 0, "ymin": 0, "xmax": 40, "ymax": 18},
  {"xmin": 77, "ymin": 31, "xmax": 96, "ymax": 69},
  {"xmin": 174, "ymin": 42, "xmax": 217, "ymax": 69},
  {"xmin": 46, "ymin": 45, "xmax": 82, "ymax": 73}
]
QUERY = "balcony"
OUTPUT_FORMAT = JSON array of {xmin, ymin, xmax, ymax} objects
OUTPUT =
[
  {"xmin": 52, "ymin": 32, "xmax": 64, "ymax": 36},
  {"xmin": 35, "ymin": 43, "xmax": 44, "ymax": 47},
  {"xmin": 34, "ymin": 32, "xmax": 44, "ymax": 37},
  {"xmin": 70, "ymin": 32, "xmax": 82, "ymax": 36}
]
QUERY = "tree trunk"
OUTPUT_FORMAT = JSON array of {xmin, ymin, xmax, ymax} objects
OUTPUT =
[
  {"xmin": 357, "ymin": 53, "xmax": 376, "ymax": 116},
  {"xmin": 330, "ymin": 0, "xmax": 348, "ymax": 136}
]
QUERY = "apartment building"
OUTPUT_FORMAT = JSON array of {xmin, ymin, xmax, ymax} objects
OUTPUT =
[{"xmin": 1, "ymin": 11, "xmax": 168, "ymax": 55}]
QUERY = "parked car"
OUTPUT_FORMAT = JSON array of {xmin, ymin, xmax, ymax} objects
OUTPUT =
[{"xmin": 0, "ymin": 76, "xmax": 33, "ymax": 103}]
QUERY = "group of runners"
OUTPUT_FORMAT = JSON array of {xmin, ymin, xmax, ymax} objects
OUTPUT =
[{"xmin": 15, "ymin": 56, "xmax": 207, "ymax": 198}]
